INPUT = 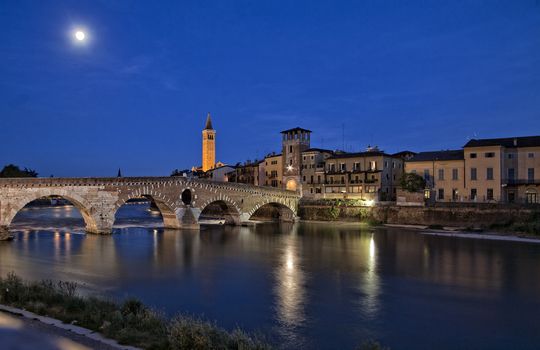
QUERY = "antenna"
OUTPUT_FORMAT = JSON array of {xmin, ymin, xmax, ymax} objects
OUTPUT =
[{"xmin": 342, "ymin": 123, "xmax": 345, "ymax": 151}]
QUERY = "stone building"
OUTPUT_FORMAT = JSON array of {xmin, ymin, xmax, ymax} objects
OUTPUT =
[
  {"xmin": 281, "ymin": 127, "xmax": 311, "ymax": 192},
  {"xmin": 262, "ymin": 153, "xmax": 283, "ymax": 188},
  {"xmin": 405, "ymin": 150, "xmax": 465, "ymax": 202},
  {"xmin": 300, "ymin": 148, "xmax": 333, "ymax": 197},
  {"xmin": 202, "ymin": 113, "xmax": 216, "ymax": 172},
  {"xmin": 322, "ymin": 148, "xmax": 404, "ymax": 201}
]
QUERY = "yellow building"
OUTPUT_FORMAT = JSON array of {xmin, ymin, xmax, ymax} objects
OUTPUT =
[
  {"xmin": 405, "ymin": 150, "xmax": 466, "ymax": 202},
  {"xmin": 263, "ymin": 153, "xmax": 283, "ymax": 188},
  {"xmin": 202, "ymin": 113, "xmax": 216, "ymax": 172},
  {"xmin": 464, "ymin": 136, "xmax": 540, "ymax": 203},
  {"xmin": 405, "ymin": 136, "xmax": 540, "ymax": 204}
]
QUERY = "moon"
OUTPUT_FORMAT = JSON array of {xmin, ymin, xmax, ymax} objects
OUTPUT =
[{"xmin": 74, "ymin": 30, "xmax": 86, "ymax": 41}]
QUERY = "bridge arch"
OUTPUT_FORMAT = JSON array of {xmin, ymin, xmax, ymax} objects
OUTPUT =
[
  {"xmin": 247, "ymin": 199, "xmax": 297, "ymax": 222},
  {"xmin": 4, "ymin": 192, "xmax": 99, "ymax": 233},
  {"xmin": 197, "ymin": 197, "xmax": 242, "ymax": 225},
  {"xmin": 113, "ymin": 191, "xmax": 180, "ymax": 229}
]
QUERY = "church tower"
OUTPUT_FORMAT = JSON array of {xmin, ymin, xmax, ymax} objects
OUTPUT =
[{"xmin": 202, "ymin": 113, "xmax": 216, "ymax": 172}]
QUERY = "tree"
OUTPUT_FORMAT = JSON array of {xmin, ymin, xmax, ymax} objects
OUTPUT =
[
  {"xmin": 0, "ymin": 164, "xmax": 38, "ymax": 178},
  {"xmin": 400, "ymin": 172, "xmax": 426, "ymax": 192}
]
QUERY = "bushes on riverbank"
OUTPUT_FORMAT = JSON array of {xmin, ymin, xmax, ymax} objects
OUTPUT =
[{"xmin": 0, "ymin": 273, "xmax": 270, "ymax": 350}]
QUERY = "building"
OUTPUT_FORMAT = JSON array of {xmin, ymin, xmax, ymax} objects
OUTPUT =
[
  {"xmin": 262, "ymin": 153, "xmax": 283, "ymax": 188},
  {"xmin": 405, "ymin": 150, "xmax": 465, "ymax": 202},
  {"xmin": 404, "ymin": 136, "xmax": 540, "ymax": 204},
  {"xmin": 300, "ymin": 148, "xmax": 333, "ymax": 197},
  {"xmin": 225, "ymin": 160, "xmax": 261, "ymax": 185},
  {"xmin": 322, "ymin": 147, "xmax": 404, "ymax": 201},
  {"xmin": 202, "ymin": 113, "xmax": 216, "ymax": 172},
  {"xmin": 205, "ymin": 165, "xmax": 236, "ymax": 182},
  {"xmin": 463, "ymin": 136, "xmax": 540, "ymax": 203},
  {"xmin": 281, "ymin": 127, "xmax": 311, "ymax": 191}
]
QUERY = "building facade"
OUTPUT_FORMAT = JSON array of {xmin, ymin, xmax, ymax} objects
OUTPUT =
[
  {"xmin": 464, "ymin": 136, "xmax": 540, "ymax": 203},
  {"xmin": 405, "ymin": 136, "xmax": 540, "ymax": 204},
  {"xmin": 281, "ymin": 127, "xmax": 311, "ymax": 192},
  {"xmin": 262, "ymin": 153, "xmax": 283, "ymax": 188},
  {"xmin": 225, "ymin": 161, "xmax": 261, "ymax": 185},
  {"xmin": 321, "ymin": 149, "xmax": 404, "ymax": 201},
  {"xmin": 202, "ymin": 113, "xmax": 216, "ymax": 172},
  {"xmin": 300, "ymin": 148, "xmax": 333, "ymax": 197},
  {"xmin": 405, "ymin": 150, "xmax": 466, "ymax": 202}
]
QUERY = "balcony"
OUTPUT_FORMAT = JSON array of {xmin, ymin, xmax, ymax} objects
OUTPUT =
[{"xmin": 503, "ymin": 179, "xmax": 540, "ymax": 186}]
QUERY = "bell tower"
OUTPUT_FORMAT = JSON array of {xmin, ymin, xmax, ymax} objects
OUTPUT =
[{"xmin": 202, "ymin": 113, "xmax": 216, "ymax": 172}]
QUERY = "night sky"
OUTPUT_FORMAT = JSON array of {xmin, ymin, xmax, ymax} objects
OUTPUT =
[{"xmin": 1, "ymin": 1, "xmax": 539, "ymax": 177}]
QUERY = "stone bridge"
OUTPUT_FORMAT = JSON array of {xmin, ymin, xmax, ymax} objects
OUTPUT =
[{"xmin": 0, "ymin": 177, "xmax": 300, "ymax": 239}]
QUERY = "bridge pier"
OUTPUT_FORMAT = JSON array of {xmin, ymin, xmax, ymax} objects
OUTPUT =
[
  {"xmin": 0, "ymin": 225, "xmax": 14, "ymax": 241},
  {"xmin": 176, "ymin": 207, "xmax": 201, "ymax": 230}
]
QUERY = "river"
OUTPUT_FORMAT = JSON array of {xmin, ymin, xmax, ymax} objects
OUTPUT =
[{"xmin": 1, "ymin": 203, "xmax": 540, "ymax": 349}]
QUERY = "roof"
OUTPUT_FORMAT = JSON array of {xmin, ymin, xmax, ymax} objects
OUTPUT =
[
  {"xmin": 265, "ymin": 153, "xmax": 282, "ymax": 158},
  {"xmin": 208, "ymin": 164, "xmax": 235, "ymax": 171},
  {"xmin": 302, "ymin": 148, "xmax": 333, "ymax": 154},
  {"xmin": 408, "ymin": 150, "xmax": 464, "ymax": 162},
  {"xmin": 204, "ymin": 112, "xmax": 213, "ymax": 130},
  {"xmin": 327, "ymin": 151, "xmax": 394, "ymax": 160},
  {"xmin": 464, "ymin": 136, "xmax": 540, "ymax": 148},
  {"xmin": 280, "ymin": 127, "xmax": 312, "ymax": 134},
  {"xmin": 392, "ymin": 150, "xmax": 417, "ymax": 156}
]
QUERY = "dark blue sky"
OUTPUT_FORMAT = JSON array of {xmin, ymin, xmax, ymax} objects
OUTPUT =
[{"xmin": 1, "ymin": 1, "xmax": 539, "ymax": 177}]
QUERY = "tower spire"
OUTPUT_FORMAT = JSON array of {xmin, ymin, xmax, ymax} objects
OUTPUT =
[{"xmin": 204, "ymin": 112, "xmax": 213, "ymax": 130}]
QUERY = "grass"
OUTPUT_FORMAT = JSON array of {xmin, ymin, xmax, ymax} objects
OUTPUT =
[{"xmin": 0, "ymin": 272, "xmax": 270, "ymax": 350}]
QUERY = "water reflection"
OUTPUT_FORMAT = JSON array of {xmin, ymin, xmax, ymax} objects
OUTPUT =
[
  {"xmin": 274, "ymin": 231, "xmax": 307, "ymax": 346},
  {"xmin": 3, "ymin": 205, "xmax": 540, "ymax": 349},
  {"xmin": 358, "ymin": 234, "xmax": 380, "ymax": 320}
]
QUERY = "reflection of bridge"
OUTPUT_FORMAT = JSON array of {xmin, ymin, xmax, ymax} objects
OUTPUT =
[{"xmin": 0, "ymin": 177, "xmax": 300, "ymax": 239}]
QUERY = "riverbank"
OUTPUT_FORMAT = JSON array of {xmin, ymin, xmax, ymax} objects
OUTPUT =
[
  {"xmin": 0, "ymin": 273, "xmax": 271, "ymax": 350},
  {"xmin": 298, "ymin": 199, "xmax": 540, "ymax": 236}
]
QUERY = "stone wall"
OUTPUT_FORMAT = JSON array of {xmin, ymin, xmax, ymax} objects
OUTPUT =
[{"xmin": 299, "ymin": 199, "xmax": 540, "ymax": 229}]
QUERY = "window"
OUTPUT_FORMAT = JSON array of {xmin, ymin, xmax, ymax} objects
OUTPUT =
[
  {"xmin": 317, "ymin": 175, "xmax": 321, "ymax": 183},
  {"xmin": 340, "ymin": 176, "xmax": 345, "ymax": 184},
  {"xmin": 485, "ymin": 152, "xmax": 495, "ymax": 158},
  {"xmin": 370, "ymin": 161, "xmax": 377, "ymax": 170},
  {"xmin": 508, "ymin": 168, "xmax": 515, "ymax": 180},
  {"xmin": 487, "ymin": 188, "xmax": 494, "ymax": 200},
  {"xmin": 486, "ymin": 167, "xmax": 493, "ymax": 180},
  {"xmin": 423, "ymin": 169, "xmax": 430, "ymax": 181},
  {"xmin": 289, "ymin": 145, "xmax": 292, "ymax": 153},
  {"xmin": 340, "ymin": 163, "xmax": 346, "ymax": 171},
  {"xmin": 438, "ymin": 188, "xmax": 444, "ymax": 200},
  {"xmin": 508, "ymin": 154, "xmax": 514, "ymax": 159},
  {"xmin": 452, "ymin": 168, "xmax": 458, "ymax": 180},
  {"xmin": 471, "ymin": 188, "xmax": 477, "ymax": 200},
  {"xmin": 528, "ymin": 168, "xmax": 535, "ymax": 182},
  {"xmin": 470, "ymin": 153, "xmax": 477, "ymax": 158},
  {"xmin": 528, "ymin": 152, "xmax": 534, "ymax": 158},
  {"xmin": 471, "ymin": 168, "xmax": 477, "ymax": 181},
  {"xmin": 438, "ymin": 169, "xmax": 444, "ymax": 181},
  {"xmin": 384, "ymin": 161, "xmax": 388, "ymax": 168},
  {"xmin": 354, "ymin": 162, "xmax": 360, "ymax": 170}
]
